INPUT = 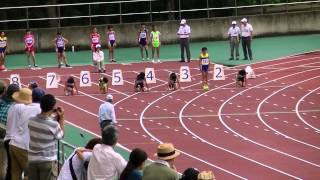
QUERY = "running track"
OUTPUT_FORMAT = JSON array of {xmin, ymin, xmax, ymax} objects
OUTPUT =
[{"xmin": 1, "ymin": 52, "xmax": 319, "ymax": 179}]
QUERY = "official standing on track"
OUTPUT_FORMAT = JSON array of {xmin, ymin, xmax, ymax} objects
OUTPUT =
[
  {"xmin": 228, "ymin": 21, "xmax": 241, "ymax": 60},
  {"xmin": 177, "ymin": 19, "xmax": 191, "ymax": 63},
  {"xmin": 98, "ymin": 94, "xmax": 117, "ymax": 130},
  {"xmin": 240, "ymin": 18, "xmax": 253, "ymax": 60}
]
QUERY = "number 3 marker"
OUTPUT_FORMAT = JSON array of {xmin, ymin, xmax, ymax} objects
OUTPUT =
[{"xmin": 179, "ymin": 66, "xmax": 191, "ymax": 82}]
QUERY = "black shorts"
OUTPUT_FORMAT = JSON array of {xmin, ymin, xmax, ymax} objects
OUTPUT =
[
  {"xmin": 169, "ymin": 80, "xmax": 176, "ymax": 88},
  {"xmin": 57, "ymin": 47, "xmax": 64, "ymax": 53},
  {"xmin": 109, "ymin": 40, "xmax": 115, "ymax": 47},
  {"xmin": 237, "ymin": 75, "xmax": 245, "ymax": 82},
  {"xmin": 135, "ymin": 81, "xmax": 144, "ymax": 89},
  {"xmin": 139, "ymin": 38, "xmax": 147, "ymax": 46}
]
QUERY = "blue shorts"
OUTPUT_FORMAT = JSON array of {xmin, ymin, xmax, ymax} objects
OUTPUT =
[
  {"xmin": 0, "ymin": 47, "xmax": 6, "ymax": 53},
  {"xmin": 139, "ymin": 38, "xmax": 147, "ymax": 46},
  {"xmin": 201, "ymin": 65, "xmax": 209, "ymax": 72},
  {"xmin": 57, "ymin": 47, "xmax": 64, "ymax": 53},
  {"xmin": 109, "ymin": 40, "xmax": 115, "ymax": 47}
]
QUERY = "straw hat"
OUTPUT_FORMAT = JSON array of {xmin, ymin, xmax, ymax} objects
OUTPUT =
[
  {"xmin": 198, "ymin": 171, "xmax": 215, "ymax": 180},
  {"xmin": 12, "ymin": 88, "xmax": 32, "ymax": 104},
  {"xmin": 155, "ymin": 143, "xmax": 180, "ymax": 160}
]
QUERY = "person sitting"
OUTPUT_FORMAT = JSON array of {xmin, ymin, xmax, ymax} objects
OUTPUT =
[
  {"xmin": 119, "ymin": 148, "xmax": 148, "ymax": 180},
  {"xmin": 57, "ymin": 138, "xmax": 102, "ymax": 180},
  {"xmin": 64, "ymin": 76, "xmax": 78, "ymax": 95},
  {"xmin": 134, "ymin": 72, "xmax": 149, "ymax": 92},
  {"xmin": 236, "ymin": 69, "xmax": 247, "ymax": 87},
  {"xmin": 168, "ymin": 72, "xmax": 180, "ymax": 91},
  {"xmin": 143, "ymin": 143, "xmax": 180, "ymax": 180},
  {"xmin": 87, "ymin": 125, "xmax": 127, "ymax": 180},
  {"xmin": 99, "ymin": 76, "xmax": 109, "ymax": 94}
]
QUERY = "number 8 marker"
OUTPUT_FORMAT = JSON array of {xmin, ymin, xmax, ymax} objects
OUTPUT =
[
  {"xmin": 10, "ymin": 74, "xmax": 21, "ymax": 88},
  {"xmin": 80, "ymin": 71, "xmax": 92, "ymax": 87}
]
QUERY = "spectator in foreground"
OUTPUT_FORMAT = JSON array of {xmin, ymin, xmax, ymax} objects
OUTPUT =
[
  {"xmin": 87, "ymin": 125, "xmax": 127, "ymax": 180},
  {"xmin": 1, "ymin": 84, "xmax": 19, "ymax": 180},
  {"xmin": 180, "ymin": 168, "xmax": 199, "ymax": 180},
  {"xmin": 98, "ymin": 94, "xmax": 117, "ymax": 130},
  {"xmin": 28, "ymin": 94, "xmax": 64, "ymax": 180},
  {"xmin": 0, "ymin": 80, "xmax": 6, "ymax": 96},
  {"xmin": 119, "ymin": 148, "xmax": 148, "ymax": 180},
  {"xmin": 143, "ymin": 143, "xmax": 180, "ymax": 180},
  {"xmin": 197, "ymin": 171, "xmax": 215, "ymax": 180},
  {"xmin": 57, "ymin": 138, "xmax": 102, "ymax": 180},
  {"xmin": 8, "ymin": 88, "xmax": 43, "ymax": 180}
]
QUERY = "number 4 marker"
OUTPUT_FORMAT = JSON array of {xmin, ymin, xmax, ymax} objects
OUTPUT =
[{"xmin": 145, "ymin": 68, "xmax": 156, "ymax": 84}]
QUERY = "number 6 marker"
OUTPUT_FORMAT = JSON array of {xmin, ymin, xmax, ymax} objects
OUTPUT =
[
  {"xmin": 80, "ymin": 71, "xmax": 92, "ymax": 87},
  {"xmin": 46, "ymin": 72, "xmax": 58, "ymax": 88}
]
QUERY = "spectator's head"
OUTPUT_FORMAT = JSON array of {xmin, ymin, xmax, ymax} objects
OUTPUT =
[
  {"xmin": 2, "ymin": 84, "xmax": 19, "ymax": 102},
  {"xmin": 40, "ymin": 94, "xmax": 56, "ymax": 113},
  {"xmin": 32, "ymin": 87, "xmax": 45, "ymax": 103},
  {"xmin": 241, "ymin": 18, "xmax": 247, "ymax": 25},
  {"xmin": 197, "ymin": 171, "xmax": 215, "ymax": 180},
  {"xmin": 119, "ymin": 148, "xmax": 148, "ymax": 180},
  {"xmin": 201, "ymin": 47, "xmax": 207, "ymax": 54},
  {"xmin": 107, "ymin": 25, "xmax": 113, "ymax": 30},
  {"xmin": 106, "ymin": 94, "xmax": 113, "ymax": 103},
  {"xmin": 93, "ymin": 27, "xmax": 98, "ymax": 33},
  {"xmin": 232, "ymin": 20, "xmax": 237, "ymax": 27},
  {"xmin": 12, "ymin": 88, "xmax": 32, "ymax": 105},
  {"xmin": 102, "ymin": 125, "xmax": 118, "ymax": 146},
  {"xmin": 180, "ymin": 19, "xmax": 187, "ymax": 26},
  {"xmin": 155, "ymin": 143, "xmax": 180, "ymax": 162},
  {"xmin": 85, "ymin": 138, "xmax": 102, "ymax": 150},
  {"xmin": 180, "ymin": 168, "xmax": 200, "ymax": 180},
  {"xmin": 28, "ymin": 81, "xmax": 39, "ymax": 89},
  {"xmin": 0, "ymin": 80, "xmax": 7, "ymax": 96}
]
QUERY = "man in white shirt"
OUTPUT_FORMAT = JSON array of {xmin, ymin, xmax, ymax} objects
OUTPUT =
[
  {"xmin": 98, "ymin": 94, "xmax": 117, "ymax": 130},
  {"xmin": 87, "ymin": 125, "xmax": 126, "ymax": 180},
  {"xmin": 177, "ymin": 19, "xmax": 191, "ymax": 62},
  {"xmin": 6, "ymin": 88, "xmax": 43, "ymax": 180},
  {"xmin": 228, "ymin": 21, "xmax": 241, "ymax": 60},
  {"xmin": 240, "ymin": 18, "xmax": 253, "ymax": 60},
  {"xmin": 92, "ymin": 44, "xmax": 105, "ymax": 73}
]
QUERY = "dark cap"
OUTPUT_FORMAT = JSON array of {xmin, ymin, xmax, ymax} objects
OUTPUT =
[
  {"xmin": 32, "ymin": 87, "xmax": 45, "ymax": 103},
  {"xmin": 180, "ymin": 168, "xmax": 199, "ymax": 180},
  {"xmin": 0, "ymin": 80, "xmax": 6, "ymax": 95}
]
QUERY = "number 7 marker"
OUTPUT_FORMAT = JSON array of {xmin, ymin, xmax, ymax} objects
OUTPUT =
[{"xmin": 46, "ymin": 72, "xmax": 58, "ymax": 88}]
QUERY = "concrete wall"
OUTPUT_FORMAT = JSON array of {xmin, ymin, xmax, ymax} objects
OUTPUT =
[{"xmin": 5, "ymin": 11, "xmax": 320, "ymax": 53}]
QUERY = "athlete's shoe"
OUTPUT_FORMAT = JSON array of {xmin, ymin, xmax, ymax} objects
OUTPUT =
[
  {"xmin": 65, "ymin": 64, "xmax": 71, "ymax": 67},
  {"xmin": 152, "ymin": 59, "xmax": 155, "ymax": 63},
  {"xmin": 157, "ymin": 59, "xmax": 161, "ymax": 63},
  {"xmin": 34, "ymin": 64, "xmax": 38, "ymax": 68}
]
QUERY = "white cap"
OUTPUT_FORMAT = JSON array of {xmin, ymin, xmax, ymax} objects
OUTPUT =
[
  {"xmin": 180, "ymin": 19, "xmax": 186, "ymax": 24},
  {"xmin": 106, "ymin": 94, "xmax": 113, "ymax": 100},
  {"xmin": 232, "ymin": 21, "xmax": 237, "ymax": 25},
  {"xmin": 96, "ymin": 44, "xmax": 101, "ymax": 48},
  {"xmin": 241, "ymin": 18, "xmax": 247, "ymax": 23}
]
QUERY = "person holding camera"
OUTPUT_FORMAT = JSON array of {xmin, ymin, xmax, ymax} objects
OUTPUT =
[{"xmin": 28, "ymin": 94, "xmax": 64, "ymax": 180}]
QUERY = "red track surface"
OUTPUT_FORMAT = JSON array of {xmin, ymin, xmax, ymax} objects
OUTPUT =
[{"xmin": 1, "ymin": 52, "xmax": 320, "ymax": 179}]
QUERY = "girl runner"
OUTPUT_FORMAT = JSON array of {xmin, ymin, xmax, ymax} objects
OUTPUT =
[
  {"xmin": 134, "ymin": 72, "xmax": 149, "ymax": 92},
  {"xmin": 106, "ymin": 25, "xmax": 116, "ymax": 62},
  {"xmin": 0, "ymin": 31, "xmax": 7, "ymax": 71},
  {"xmin": 24, "ymin": 30, "xmax": 38, "ymax": 68},
  {"xmin": 90, "ymin": 27, "xmax": 101, "ymax": 67},
  {"xmin": 98, "ymin": 76, "xmax": 109, "ymax": 94},
  {"xmin": 64, "ymin": 76, "xmax": 79, "ymax": 96},
  {"xmin": 150, "ymin": 25, "xmax": 161, "ymax": 63},
  {"xmin": 168, "ymin": 72, "xmax": 180, "ymax": 91},
  {"xmin": 137, "ymin": 24, "xmax": 149, "ymax": 61},
  {"xmin": 53, "ymin": 32, "xmax": 71, "ymax": 68},
  {"xmin": 199, "ymin": 47, "xmax": 210, "ymax": 90}
]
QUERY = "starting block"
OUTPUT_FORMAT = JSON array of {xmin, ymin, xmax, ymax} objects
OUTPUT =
[{"xmin": 245, "ymin": 66, "xmax": 256, "ymax": 79}]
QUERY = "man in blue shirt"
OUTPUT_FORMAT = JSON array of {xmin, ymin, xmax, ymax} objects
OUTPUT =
[{"xmin": 98, "ymin": 94, "xmax": 117, "ymax": 130}]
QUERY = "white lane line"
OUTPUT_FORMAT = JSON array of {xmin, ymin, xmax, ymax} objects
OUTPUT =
[
  {"xmin": 295, "ymin": 86, "xmax": 320, "ymax": 132},
  {"xmin": 257, "ymin": 75, "xmax": 320, "ymax": 150}
]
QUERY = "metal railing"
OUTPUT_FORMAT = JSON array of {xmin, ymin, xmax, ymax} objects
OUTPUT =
[{"xmin": 0, "ymin": 0, "xmax": 319, "ymax": 30}]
